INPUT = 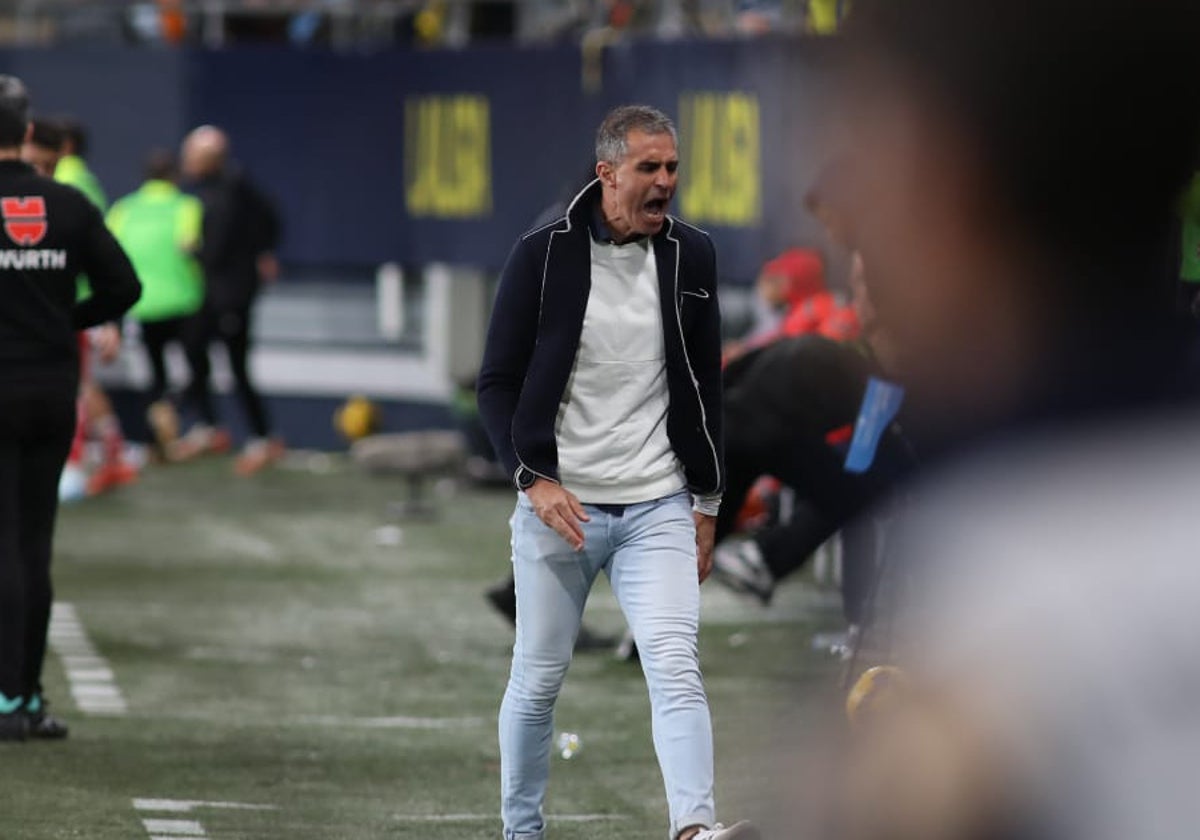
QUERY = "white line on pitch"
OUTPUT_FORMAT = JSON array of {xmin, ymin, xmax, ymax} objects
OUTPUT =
[
  {"xmin": 392, "ymin": 813, "xmax": 628, "ymax": 823},
  {"xmin": 133, "ymin": 799, "xmax": 279, "ymax": 814},
  {"xmin": 295, "ymin": 715, "xmax": 485, "ymax": 730},
  {"xmin": 48, "ymin": 603, "xmax": 128, "ymax": 716},
  {"xmin": 134, "ymin": 798, "xmax": 280, "ymax": 839},
  {"xmin": 141, "ymin": 818, "xmax": 206, "ymax": 836}
]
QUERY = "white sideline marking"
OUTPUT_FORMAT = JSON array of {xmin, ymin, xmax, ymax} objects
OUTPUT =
[
  {"xmin": 133, "ymin": 799, "xmax": 278, "ymax": 814},
  {"xmin": 134, "ymin": 799, "xmax": 278, "ymax": 840},
  {"xmin": 296, "ymin": 715, "xmax": 484, "ymax": 730},
  {"xmin": 70, "ymin": 667, "xmax": 115, "ymax": 682},
  {"xmin": 48, "ymin": 603, "xmax": 128, "ymax": 716},
  {"xmin": 141, "ymin": 819, "xmax": 205, "ymax": 836},
  {"xmin": 74, "ymin": 684, "xmax": 122, "ymax": 698},
  {"xmin": 394, "ymin": 813, "xmax": 628, "ymax": 823}
]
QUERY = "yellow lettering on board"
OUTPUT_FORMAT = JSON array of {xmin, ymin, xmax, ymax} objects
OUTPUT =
[
  {"xmin": 679, "ymin": 92, "xmax": 762, "ymax": 227},
  {"xmin": 405, "ymin": 95, "xmax": 493, "ymax": 218}
]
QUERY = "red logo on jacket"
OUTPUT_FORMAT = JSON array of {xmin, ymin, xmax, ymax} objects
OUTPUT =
[{"xmin": 1, "ymin": 197, "xmax": 48, "ymax": 246}]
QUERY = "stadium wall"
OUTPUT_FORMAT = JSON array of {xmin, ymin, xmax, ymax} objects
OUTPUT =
[
  {"xmin": 1, "ymin": 38, "xmax": 835, "ymax": 282},
  {"xmin": 1, "ymin": 40, "xmax": 835, "ymax": 448}
]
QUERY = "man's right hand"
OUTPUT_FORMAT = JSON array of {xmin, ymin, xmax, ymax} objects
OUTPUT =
[{"xmin": 525, "ymin": 478, "xmax": 590, "ymax": 551}]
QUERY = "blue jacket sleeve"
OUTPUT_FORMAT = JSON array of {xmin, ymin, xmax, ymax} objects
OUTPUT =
[{"xmin": 477, "ymin": 235, "xmax": 541, "ymax": 483}]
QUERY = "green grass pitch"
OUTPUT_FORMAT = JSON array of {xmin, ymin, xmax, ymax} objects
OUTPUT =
[{"xmin": 0, "ymin": 455, "xmax": 841, "ymax": 839}]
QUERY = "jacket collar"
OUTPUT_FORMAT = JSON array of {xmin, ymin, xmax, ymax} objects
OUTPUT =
[
  {"xmin": 139, "ymin": 179, "xmax": 181, "ymax": 198},
  {"xmin": 566, "ymin": 178, "xmax": 674, "ymax": 246}
]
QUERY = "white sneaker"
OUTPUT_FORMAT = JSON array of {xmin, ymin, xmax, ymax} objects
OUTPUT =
[
  {"xmin": 615, "ymin": 629, "xmax": 638, "ymax": 662},
  {"xmin": 58, "ymin": 463, "xmax": 89, "ymax": 503},
  {"xmin": 711, "ymin": 539, "xmax": 776, "ymax": 605},
  {"xmin": 690, "ymin": 822, "xmax": 761, "ymax": 840}
]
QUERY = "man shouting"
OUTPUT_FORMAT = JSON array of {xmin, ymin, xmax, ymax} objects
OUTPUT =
[{"xmin": 478, "ymin": 105, "xmax": 755, "ymax": 840}]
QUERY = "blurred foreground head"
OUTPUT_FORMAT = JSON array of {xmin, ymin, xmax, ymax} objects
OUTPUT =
[
  {"xmin": 0, "ymin": 75, "xmax": 29, "ymax": 150},
  {"xmin": 814, "ymin": 423, "xmax": 1200, "ymax": 840},
  {"xmin": 839, "ymin": 0, "xmax": 1200, "ymax": 436},
  {"xmin": 181, "ymin": 125, "xmax": 229, "ymax": 181}
]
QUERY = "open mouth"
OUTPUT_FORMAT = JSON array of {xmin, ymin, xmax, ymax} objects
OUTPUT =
[{"xmin": 643, "ymin": 198, "xmax": 668, "ymax": 218}]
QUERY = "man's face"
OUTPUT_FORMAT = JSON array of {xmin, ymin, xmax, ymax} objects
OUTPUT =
[
  {"xmin": 180, "ymin": 143, "xmax": 204, "ymax": 181},
  {"xmin": 180, "ymin": 131, "xmax": 225, "ymax": 182},
  {"xmin": 23, "ymin": 143, "xmax": 60, "ymax": 178},
  {"xmin": 597, "ymin": 130, "xmax": 679, "ymax": 240}
]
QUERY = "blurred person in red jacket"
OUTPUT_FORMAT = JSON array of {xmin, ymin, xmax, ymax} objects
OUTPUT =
[{"xmin": 726, "ymin": 248, "xmax": 859, "ymax": 365}]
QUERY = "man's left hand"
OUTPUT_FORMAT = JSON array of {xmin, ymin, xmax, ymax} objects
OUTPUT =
[
  {"xmin": 694, "ymin": 512, "xmax": 716, "ymax": 583},
  {"xmin": 92, "ymin": 323, "xmax": 122, "ymax": 364}
]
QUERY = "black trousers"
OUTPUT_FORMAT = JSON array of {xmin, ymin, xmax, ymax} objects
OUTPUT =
[
  {"xmin": 140, "ymin": 316, "xmax": 189, "ymax": 404},
  {"xmin": 716, "ymin": 420, "xmax": 863, "ymax": 547},
  {"xmin": 182, "ymin": 304, "xmax": 271, "ymax": 438},
  {"xmin": 0, "ymin": 388, "xmax": 75, "ymax": 703},
  {"xmin": 718, "ymin": 415, "xmax": 885, "ymax": 623}
]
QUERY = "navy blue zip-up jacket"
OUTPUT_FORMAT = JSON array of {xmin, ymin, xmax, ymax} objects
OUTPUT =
[{"xmin": 477, "ymin": 180, "xmax": 724, "ymax": 498}]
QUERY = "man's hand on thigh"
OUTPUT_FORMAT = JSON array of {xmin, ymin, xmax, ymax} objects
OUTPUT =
[
  {"xmin": 694, "ymin": 513, "xmax": 716, "ymax": 583},
  {"xmin": 525, "ymin": 479, "xmax": 590, "ymax": 551}
]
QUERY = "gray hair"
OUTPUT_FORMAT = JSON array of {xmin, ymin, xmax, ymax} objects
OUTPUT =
[
  {"xmin": 0, "ymin": 75, "xmax": 29, "ymax": 126},
  {"xmin": 595, "ymin": 105, "xmax": 677, "ymax": 165}
]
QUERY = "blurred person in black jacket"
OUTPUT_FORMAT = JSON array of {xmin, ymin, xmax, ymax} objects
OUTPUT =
[
  {"xmin": 711, "ymin": 259, "xmax": 914, "ymax": 627},
  {"xmin": 0, "ymin": 75, "xmax": 140, "ymax": 742},
  {"xmin": 177, "ymin": 125, "xmax": 283, "ymax": 475},
  {"xmin": 22, "ymin": 118, "xmax": 64, "ymax": 179}
]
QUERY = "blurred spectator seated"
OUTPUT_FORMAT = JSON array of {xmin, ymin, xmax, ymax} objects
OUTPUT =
[
  {"xmin": 724, "ymin": 247, "xmax": 859, "ymax": 365},
  {"xmin": 711, "ymin": 258, "xmax": 913, "ymax": 631}
]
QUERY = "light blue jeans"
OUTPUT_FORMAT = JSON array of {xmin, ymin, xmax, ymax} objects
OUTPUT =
[{"xmin": 499, "ymin": 491, "xmax": 715, "ymax": 840}]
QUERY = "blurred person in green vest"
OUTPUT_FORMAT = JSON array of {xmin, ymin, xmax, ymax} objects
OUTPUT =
[
  {"xmin": 1177, "ymin": 171, "xmax": 1200, "ymax": 315},
  {"xmin": 107, "ymin": 149, "xmax": 205, "ymax": 459},
  {"xmin": 54, "ymin": 118, "xmax": 107, "ymax": 211}
]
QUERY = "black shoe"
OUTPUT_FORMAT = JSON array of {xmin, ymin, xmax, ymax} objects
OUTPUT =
[
  {"xmin": 0, "ymin": 713, "xmax": 29, "ymax": 742},
  {"xmin": 27, "ymin": 709, "xmax": 68, "ymax": 740},
  {"xmin": 485, "ymin": 579, "xmax": 518, "ymax": 626},
  {"xmin": 24, "ymin": 696, "xmax": 68, "ymax": 740}
]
